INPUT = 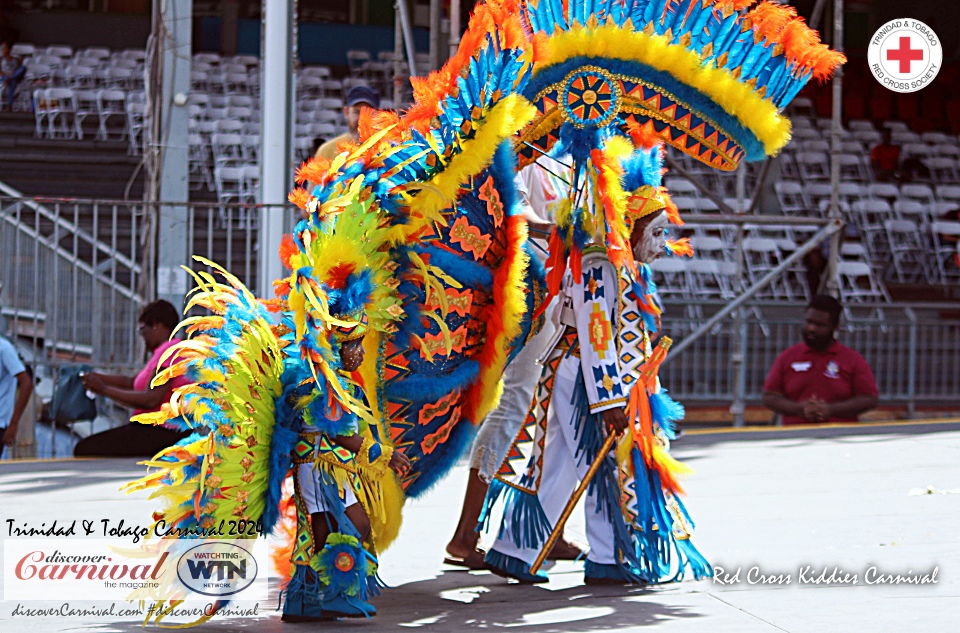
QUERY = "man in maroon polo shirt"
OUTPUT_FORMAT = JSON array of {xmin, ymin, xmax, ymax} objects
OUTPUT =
[{"xmin": 762, "ymin": 295, "xmax": 878, "ymax": 425}]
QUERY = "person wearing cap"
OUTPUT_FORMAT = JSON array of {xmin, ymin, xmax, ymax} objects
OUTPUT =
[{"xmin": 315, "ymin": 86, "xmax": 381, "ymax": 161}]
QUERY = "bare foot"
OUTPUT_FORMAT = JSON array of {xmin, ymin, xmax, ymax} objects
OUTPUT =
[
  {"xmin": 547, "ymin": 539, "xmax": 584, "ymax": 560},
  {"xmin": 446, "ymin": 532, "xmax": 481, "ymax": 560}
]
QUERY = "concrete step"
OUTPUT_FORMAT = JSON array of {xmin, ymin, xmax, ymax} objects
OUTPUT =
[
  {"xmin": 0, "ymin": 139, "xmax": 136, "ymax": 161},
  {"xmin": 1, "ymin": 175, "xmax": 144, "ymax": 199}
]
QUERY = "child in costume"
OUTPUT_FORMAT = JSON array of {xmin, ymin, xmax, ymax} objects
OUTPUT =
[
  {"xmin": 481, "ymin": 169, "xmax": 710, "ymax": 584},
  {"xmin": 283, "ymin": 302, "xmax": 411, "ymax": 621},
  {"xmin": 482, "ymin": 0, "xmax": 843, "ymax": 585}
]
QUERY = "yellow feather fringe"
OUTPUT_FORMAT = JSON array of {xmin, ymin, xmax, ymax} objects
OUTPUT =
[
  {"xmin": 536, "ymin": 24, "xmax": 792, "ymax": 156},
  {"xmin": 396, "ymin": 93, "xmax": 538, "ymax": 244},
  {"xmin": 470, "ymin": 218, "xmax": 530, "ymax": 424}
]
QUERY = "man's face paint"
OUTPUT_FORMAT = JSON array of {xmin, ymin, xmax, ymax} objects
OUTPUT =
[{"xmin": 633, "ymin": 211, "xmax": 669, "ymax": 264}]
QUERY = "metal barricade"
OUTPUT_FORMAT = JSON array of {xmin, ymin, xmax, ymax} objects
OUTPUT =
[{"xmin": 661, "ymin": 303, "xmax": 960, "ymax": 409}]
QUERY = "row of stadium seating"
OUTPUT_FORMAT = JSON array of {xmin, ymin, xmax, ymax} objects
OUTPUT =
[
  {"xmin": 7, "ymin": 42, "xmax": 959, "ymax": 294},
  {"xmin": 796, "ymin": 61, "xmax": 960, "ymax": 134}
]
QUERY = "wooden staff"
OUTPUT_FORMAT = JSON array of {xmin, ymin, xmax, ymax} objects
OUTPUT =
[
  {"xmin": 528, "ymin": 336, "xmax": 672, "ymax": 575},
  {"xmin": 528, "ymin": 431, "xmax": 617, "ymax": 574}
]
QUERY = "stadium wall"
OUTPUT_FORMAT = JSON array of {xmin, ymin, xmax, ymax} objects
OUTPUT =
[{"xmin": 9, "ymin": 11, "xmax": 151, "ymax": 49}]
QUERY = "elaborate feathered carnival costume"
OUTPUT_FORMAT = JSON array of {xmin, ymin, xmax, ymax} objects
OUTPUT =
[
  {"xmin": 122, "ymin": 0, "xmax": 841, "ymax": 622},
  {"xmin": 479, "ymin": 0, "xmax": 844, "ymax": 584}
]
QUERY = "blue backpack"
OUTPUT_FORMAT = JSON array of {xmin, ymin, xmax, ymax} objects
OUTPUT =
[{"xmin": 50, "ymin": 364, "xmax": 98, "ymax": 423}]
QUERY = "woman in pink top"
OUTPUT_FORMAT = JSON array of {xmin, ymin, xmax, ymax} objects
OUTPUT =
[{"xmin": 74, "ymin": 301, "xmax": 192, "ymax": 457}]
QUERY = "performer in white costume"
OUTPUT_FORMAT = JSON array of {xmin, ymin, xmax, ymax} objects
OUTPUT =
[{"xmin": 482, "ymin": 199, "xmax": 710, "ymax": 585}]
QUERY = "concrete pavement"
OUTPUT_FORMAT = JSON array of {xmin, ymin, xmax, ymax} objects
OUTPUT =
[{"xmin": 1, "ymin": 419, "xmax": 957, "ymax": 632}]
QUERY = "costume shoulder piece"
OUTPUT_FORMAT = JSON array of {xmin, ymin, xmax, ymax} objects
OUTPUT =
[{"xmin": 286, "ymin": 0, "xmax": 538, "ymax": 498}]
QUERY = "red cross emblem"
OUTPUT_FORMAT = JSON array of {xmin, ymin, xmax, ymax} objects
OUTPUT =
[{"xmin": 887, "ymin": 36, "xmax": 924, "ymax": 74}]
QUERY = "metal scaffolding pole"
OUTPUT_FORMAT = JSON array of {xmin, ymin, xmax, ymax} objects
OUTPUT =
[
  {"xmin": 809, "ymin": 0, "xmax": 829, "ymax": 30},
  {"xmin": 823, "ymin": 0, "xmax": 844, "ymax": 298},
  {"xmin": 394, "ymin": 3, "xmax": 404, "ymax": 106},
  {"xmin": 397, "ymin": 0, "xmax": 418, "ymax": 77},
  {"xmin": 429, "ymin": 0, "xmax": 442, "ymax": 71},
  {"xmin": 730, "ymin": 166, "xmax": 747, "ymax": 427},
  {"xmin": 153, "ymin": 0, "xmax": 192, "ymax": 311},
  {"xmin": 259, "ymin": 0, "xmax": 296, "ymax": 299},
  {"xmin": 449, "ymin": 0, "xmax": 461, "ymax": 58}
]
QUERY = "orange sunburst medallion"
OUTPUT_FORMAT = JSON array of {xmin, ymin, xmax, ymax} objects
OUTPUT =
[{"xmin": 335, "ymin": 551, "xmax": 355, "ymax": 572}]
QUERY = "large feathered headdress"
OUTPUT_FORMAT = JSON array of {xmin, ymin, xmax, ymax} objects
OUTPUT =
[{"xmin": 517, "ymin": 0, "xmax": 846, "ymax": 171}]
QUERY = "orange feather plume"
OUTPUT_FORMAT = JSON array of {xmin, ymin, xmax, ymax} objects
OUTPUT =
[
  {"xmin": 279, "ymin": 233, "xmax": 299, "ymax": 269},
  {"xmin": 401, "ymin": 0, "xmax": 529, "ymax": 134},
  {"xmin": 287, "ymin": 188, "xmax": 309, "ymax": 211},
  {"xmin": 661, "ymin": 188, "xmax": 682, "ymax": 226},
  {"xmin": 748, "ymin": 1, "xmax": 845, "ymax": 81},
  {"xmin": 666, "ymin": 237, "xmax": 694, "ymax": 257},
  {"xmin": 625, "ymin": 119, "xmax": 664, "ymax": 151},
  {"xmin": 326, "ymin": 263, "xmax": 356, "ymax": 290},
  {"xmin": 747, "ymin": 1, "xmax": 796, "ymax": 40},
  {"xmin": 713, "ymin": 0, "xmax": 757, "ymax": 11},
  {"xmin": 294, "ymin": 157, "xmax": 331, "ymax": 186}
]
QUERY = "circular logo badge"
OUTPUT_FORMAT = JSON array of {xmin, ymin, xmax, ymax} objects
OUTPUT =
[
  {"xmin": 176, "ymin": 541, "xmax": 259, "ymax": 597},
  {"xmin": 868, "ymin": 19, "xmax": 942, "ymax": 93},
  {"xmin": 560, "ymin": 67, "xmax": 621, "ymax": 129}
]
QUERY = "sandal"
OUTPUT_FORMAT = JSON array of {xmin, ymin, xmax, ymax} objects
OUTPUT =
[{"xmin": 443, "ymin": 548, "xmax": 488, "ymax": 570}]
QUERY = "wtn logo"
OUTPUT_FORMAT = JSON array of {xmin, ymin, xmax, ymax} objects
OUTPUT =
[
  {"xmin": 185, "ymin": 559, "xmax": 247, "ymax": 581},
  {"xmin": 176, "ymin": 542, "xmax": 259, "ymax": 597}
]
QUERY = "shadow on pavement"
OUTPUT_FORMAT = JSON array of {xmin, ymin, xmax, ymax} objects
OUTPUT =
[
  {"xmin": 66, "ymin": 570, "xmax": 703, "ymax": 633},
  {"xmin": 0, "ymin": 458, "xmax": 140, "ymax": 495}
]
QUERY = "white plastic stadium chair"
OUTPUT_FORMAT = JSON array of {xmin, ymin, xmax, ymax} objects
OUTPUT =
[
  {"xmin": 930, "ymin": 221, "xmax": 960, "ymax": 286},
  {"xmin": 883, "ymin": 219, "xmax": 933, "ymax": 283},
  {"xmin": 836, "ymin": 260, "xmax": 890, "ymax": 322},
  {"xmin": 96, "ymin": 89, "xmax": 127, "ymax": 140}
]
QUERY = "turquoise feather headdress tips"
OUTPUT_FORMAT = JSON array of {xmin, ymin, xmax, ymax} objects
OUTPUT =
[{"xmin": 517, "ymin": 0, "xmax": 845, "ymax": 170}]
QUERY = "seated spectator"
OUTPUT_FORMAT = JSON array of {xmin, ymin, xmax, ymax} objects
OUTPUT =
[
  {"xmin": 1, "ymin": 333, "xmax": 33, "ymax": 454},
  {"xmin": 869, "ymin": 129, "xmax": 900, "ymax": 182},
  {"xmin": 74, "ymin": 300, "xmax": 192, "ymax": 457},
  {"xmin": 0, "ymin": 39, "xmax": 26, "ymax": 112},
  {"xmin": 762, "ymin": 295, "xmax": 878, "ymax": 425}
]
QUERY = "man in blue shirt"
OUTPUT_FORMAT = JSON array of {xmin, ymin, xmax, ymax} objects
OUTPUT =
[{"xmin": 0, "ymin": 334, "xmax": 33, "ymax": 449}]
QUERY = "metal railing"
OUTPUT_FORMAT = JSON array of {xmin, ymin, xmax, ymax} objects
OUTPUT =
[
  {"xmin": 1, "ymin": 194, "xmax": 297, "ymax": 367},
  {"xmin": 662, "ymin": 303, "xmax": 960, "ymax": 412},
  {"xmin": 3, "ymin": 192, "xmax": 959, "ymax": 459},
  {"xmin": 1, "ymin": 193, "xmax": 297, "ymax": 459},
  {"xmin": 1, "ymin": 193, "xmax": 143, "ymax": 366}
]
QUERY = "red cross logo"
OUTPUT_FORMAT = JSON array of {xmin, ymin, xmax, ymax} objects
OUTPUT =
[{"xmin": 886, "ymin": 36, "xmax": 924, "ymax": 74}]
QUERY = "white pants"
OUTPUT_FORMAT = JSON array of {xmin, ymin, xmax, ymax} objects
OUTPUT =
[
  {"xmin": 491, "ymin": 354, "xmax": 616, "ymax": 565},
  {"xmin": 471, "ymin": 308, "xmax": 558, "ymax": 482},
  {"xmin": 298, "ymin": 462, "xmax": 358, "ymax": 514}
]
